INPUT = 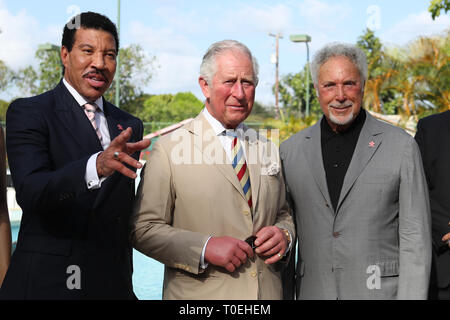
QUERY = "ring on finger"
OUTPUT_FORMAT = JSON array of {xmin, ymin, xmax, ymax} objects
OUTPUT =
[
  {"xmin": 114, "ymin": 151, "xmax": 120, "ymax": 160},
  {"xmin": 277, "ymin": 252, "xmax": 283, "ymax": 259}
]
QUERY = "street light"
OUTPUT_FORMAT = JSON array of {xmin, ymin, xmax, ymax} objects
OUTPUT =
[
  {"xmin": 115, "ymin": 0, "xmax": 121, "ymax": 108},
  {"xmin": 290, "ymin": 34, "xmax": 311, "ymax": 117}
]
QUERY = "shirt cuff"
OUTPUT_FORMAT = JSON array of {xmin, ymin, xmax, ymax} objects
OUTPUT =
[
  {"xmin": 85, "ymin": 152, "xmax": 107, "ymax": 189},
  {"xmin": 200, "ymin": 236, "xmax": 213, "ymax": 270}
]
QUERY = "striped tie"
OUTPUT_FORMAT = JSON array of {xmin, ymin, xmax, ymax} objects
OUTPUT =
[
  {"xmin": 83, "ymin": 103, "xmax": 103, "ymax": 144},
  {"xmin": 231, "ymin": 135, "xmax": 253, "ymax": 209}
]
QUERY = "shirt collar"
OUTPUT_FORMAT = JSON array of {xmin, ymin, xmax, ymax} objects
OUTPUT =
[
  {"xmin": 202, "ymin": 107, "xmax": 245, "ymax": 136},
  {"xmin": 63, "ymin": 78, "xmax": 104, "ymax": 112}
]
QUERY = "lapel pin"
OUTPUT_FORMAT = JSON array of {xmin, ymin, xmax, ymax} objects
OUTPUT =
[
  {"xmin": 368, "ymin": 141, "xmax": 375, "ymax": 148},
  {"xmin": 117, "ymin": 124, "xmax": 124, "ymax": 131}
]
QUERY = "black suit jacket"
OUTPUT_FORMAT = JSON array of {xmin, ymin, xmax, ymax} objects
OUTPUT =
[
  {"xmin": 415, "ymin": 111, "xmax": 450, "ymax": 290},
  {"xmin": 0, "ymin": 81, "xmax": 143, "ymax": 299}
]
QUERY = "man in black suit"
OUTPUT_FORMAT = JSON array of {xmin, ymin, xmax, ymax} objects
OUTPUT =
[
  {"xmin": 0, "ymin": 12, "xmax": 150, "ymax": 299},
  {"xmin": 415, "ymin": 110, "xmax": 450, "ymax": 300}
]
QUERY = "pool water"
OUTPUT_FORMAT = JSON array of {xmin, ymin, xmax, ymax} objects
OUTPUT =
[{"xmin": 10, "ymin": 222, "xmax": 164, "ymax": 300}]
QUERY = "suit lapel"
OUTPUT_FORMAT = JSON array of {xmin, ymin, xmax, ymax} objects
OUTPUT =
[
  {"xmin": 103, "ymin": 99, "xmax": 123, "ymax": 141},
  {"xmin": 188, "ymin": 114, "xmax": 246, "ymax": 200},
  {"xmin": 53, "ymin": 81, "xmax": 103, "ymax": 154},
  {"xmin": 304, "ymin": 120, "xmax": 333, "ymax": 207},
  {"xmin": 244, "ymin": 129, "xmax": 260, "ymax": 214},
  {"xmin": 336, "ymin": 112, "xmax": 383, "ymax": 212}
]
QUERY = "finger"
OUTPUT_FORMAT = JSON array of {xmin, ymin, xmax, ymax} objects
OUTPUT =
[
  {"xmin": 258, "ymin": 242, "xmax": 282, "ymax": 257},
  {"xmin": 109, "ymin": 127, "xmax": 133, "ymax": 148},
  {"xmin": 254, "ymin": 227, "xmax": 273, "ymax": 247},
  {"xmin": 126, "ymin": 139, "xmax": 151, "ymax": 154},
  {"xmin": 115, "ymin": 152, "xmax": 143, "ymax": 170},
  {"xmin": 237, "ymin": 240, "xmax": 254, "ymax": 258},
  {"xmin": 231, "ymin": 256, "xmax": 242, "ymax": 268},
  {"xmin": 264, "ymin": 251, "xmax": 284, "ymax": 265},
  {"xmin": 107, "ymin": 160, "xmax": 138, "ymax": 179},
  {"xmin": 234, "ymin": 249, "xmax": 248, "ymax": 264},
  {"xmin": 225, "ymin": 262, "xmax": 236, "ymax": 273},
  {"xmin": 254, "ymin": 236, "xmax": 278, "ymax": 255}
]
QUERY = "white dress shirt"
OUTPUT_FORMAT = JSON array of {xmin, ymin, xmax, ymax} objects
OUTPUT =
[{"xmin": 62, "ymin": 78, "xmax": 110, "ymax": 189}]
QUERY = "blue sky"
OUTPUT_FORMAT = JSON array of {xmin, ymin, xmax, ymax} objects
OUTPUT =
[{"xmin": 0, "ymin": 0, "xmax": 448, "ymax": 105}]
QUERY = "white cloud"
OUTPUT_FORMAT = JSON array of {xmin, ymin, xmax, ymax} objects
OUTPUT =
[
  {"xmin": 381, "ymin": 11, "xmax": 450, "ymax": 46},
  {"xmin": 128, "ymin": 21, "xmax": 202, "ymax": 96},
  {"xmin": 298, "ymin": 0, "xmax": 352, "ymax": 32},
  {"xmin": 0, "ymin": 4, "xmax": 40, "ymax": 70},
  {"xmin": 220, "ymin": 4, "xmax": 293, "ymax": 34}
]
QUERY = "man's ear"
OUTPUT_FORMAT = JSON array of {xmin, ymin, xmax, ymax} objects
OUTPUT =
[
  {"xmin": 61, "ymin": 46, "xmax": 69, "ymax": 70},
  {"xmin": 198, "ymin": 76, "xmax": 211, "ymax": 99},
  {"xmin": 313, "ymin": 84, "xmax": 319, "ymax": 97}
]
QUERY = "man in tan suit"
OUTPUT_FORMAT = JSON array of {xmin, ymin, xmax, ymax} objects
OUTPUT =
[{"xmin": 131, "ymin": 40, "xmax": 295, "ymax": 300}]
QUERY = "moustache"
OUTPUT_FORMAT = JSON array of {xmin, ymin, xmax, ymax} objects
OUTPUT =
[
  {"xmin": 83, "ymin": 70, "xmax": 107, "ymax": 81},
  {"xmin": 329, "ymin": 101, "xmax": 353, "ymax": 109}
]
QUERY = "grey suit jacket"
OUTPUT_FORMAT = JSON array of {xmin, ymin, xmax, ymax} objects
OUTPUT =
[{"xmin": 280, "ymin": 111, "xmax": 432, "ymax": 299}]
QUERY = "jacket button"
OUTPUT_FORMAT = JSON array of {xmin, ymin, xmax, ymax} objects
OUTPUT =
[
  {"xmin": 333, "ymin": 232, "xmax": 340, "ymax": 238},
  {"xmin": 250, "ymin": 271, "xmax": 257, "ymax": 278}
]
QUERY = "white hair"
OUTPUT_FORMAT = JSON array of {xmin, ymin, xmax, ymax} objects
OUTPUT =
[
  {"xmin": 200, "ymin": 39, "xmax": 259, "ymax": 86},
  {"xmin": 310, "ymin": 42, "xmax": 368, "ymax": 86}
]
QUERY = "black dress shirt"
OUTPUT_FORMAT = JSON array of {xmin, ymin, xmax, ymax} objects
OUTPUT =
[{"xmin": 321, "ymin": 109, "xmax": 366, "ymax": 212}]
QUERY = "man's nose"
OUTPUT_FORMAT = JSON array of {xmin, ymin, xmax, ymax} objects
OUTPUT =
[
  {"xmin": 91, "ymin": 52, "xmax": 106, "ymax": 69},
  {"xmin": 231, "ymin": 81, "xmax": 245, "ymax": 100},
  {"xmin": 335, "ymin": 85, "xmax": 346, "ymax": 102}
]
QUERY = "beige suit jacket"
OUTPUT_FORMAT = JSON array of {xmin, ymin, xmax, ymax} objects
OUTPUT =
[{"xmin": 131, "ymin": 112, "xmax": 294, "ymax": 300}]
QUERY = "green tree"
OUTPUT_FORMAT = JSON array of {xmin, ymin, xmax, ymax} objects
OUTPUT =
[
  {"xmin": 0, "ymin": 29, "xmax": 14, "ymax": 94},
  {"xmin": 0, "ymin": 60, "xmax": 12, "ymax": 94},
  {"xmin": 104, "ymin": 44, "xmax": 157, "ymax": 115},
  {"xmin": 388, "ymin": 30, "xmax": 450, "ymax": 117},
  {"xmin": 278, "ymin": 64, "xmax": 320, "ymax": 119},
  {"xmin": 139, "ymin": 92, "xmax": 203, "ymax": 126},
  {"xmin": 356, "ymin": 28, "xmax": 398, "ymax": 114},
  {"xmin": 0, "ymin": 99, "xmax": 8, "ymax": 122},
  {"xmin": 429, "ymin": 0, "xmax": 450, "ymax": 20},
  {"xmin": 15, "ymin": 44, "xmax": 62, "ymax": 97},
  {"xmin": 15, "ymin": 43, "xmax": 157, "ymax": 114}
]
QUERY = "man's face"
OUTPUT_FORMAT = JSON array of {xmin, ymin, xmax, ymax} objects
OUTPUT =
[
  {"xmin": 199, "ymin": 49, "xmax": 256, "ymax": 129},
  {"xmin": 61, "ymin": 28, "xmax": 117, "ymax": 102},
  {"xmin": 315, "ymin": 56, "xmax": 364, "ymax": 132}
]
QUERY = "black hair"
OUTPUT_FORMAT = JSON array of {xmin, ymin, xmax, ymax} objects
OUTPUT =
[{"xmin": 62, "ymin": 11, "xmax": 119, "ymax": 53}]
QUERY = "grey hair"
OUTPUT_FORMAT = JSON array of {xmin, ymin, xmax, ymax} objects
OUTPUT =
[
  {"xmin": 200, "ymin": 39, "xmax": 259, "ymax": 86},
  {"xmin": 310, "ymin": 42, "xmax": 368, "ymax": 86}
]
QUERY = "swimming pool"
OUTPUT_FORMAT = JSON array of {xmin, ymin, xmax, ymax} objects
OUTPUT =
[{"xmin": 10, "ymin": 221, "xmax": 164, "ymax": 300}]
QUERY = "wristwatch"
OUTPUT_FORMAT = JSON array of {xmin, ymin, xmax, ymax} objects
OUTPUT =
[{"xmin": 281, "ymin": 228, "xmax": 291, "ymax": 245}]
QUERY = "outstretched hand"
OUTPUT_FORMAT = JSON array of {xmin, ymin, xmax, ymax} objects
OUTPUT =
[{"xmin": 96, "ymin": 127, "xmax": 151, "ymax": 179}]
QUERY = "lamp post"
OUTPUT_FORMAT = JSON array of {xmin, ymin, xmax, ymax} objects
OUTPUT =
[
  {"xmin": 289, "ymin": 34, "xmax": 311, "ymax": 117},
  {"xmin": 269, "ymin": 32, "xmax": 284, "ymax": 121},
  {"xmin": 115, "ymin": 0, "xmax": 121, "ymax": 108}
]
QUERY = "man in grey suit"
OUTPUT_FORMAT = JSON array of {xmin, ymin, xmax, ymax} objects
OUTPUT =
[{"xmin": 280, "ymin": 43, "xmax": 431, "ymax": 299}]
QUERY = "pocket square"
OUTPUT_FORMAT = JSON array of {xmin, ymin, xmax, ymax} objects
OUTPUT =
[{"xmin": 266, "ymin": 162, "xmax": 280, "ymax": 176}]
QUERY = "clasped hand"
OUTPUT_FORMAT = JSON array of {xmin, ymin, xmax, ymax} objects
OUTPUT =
[{"xmin": 204, "ymin": 226, "xmax": 288, "ymax": 273}]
